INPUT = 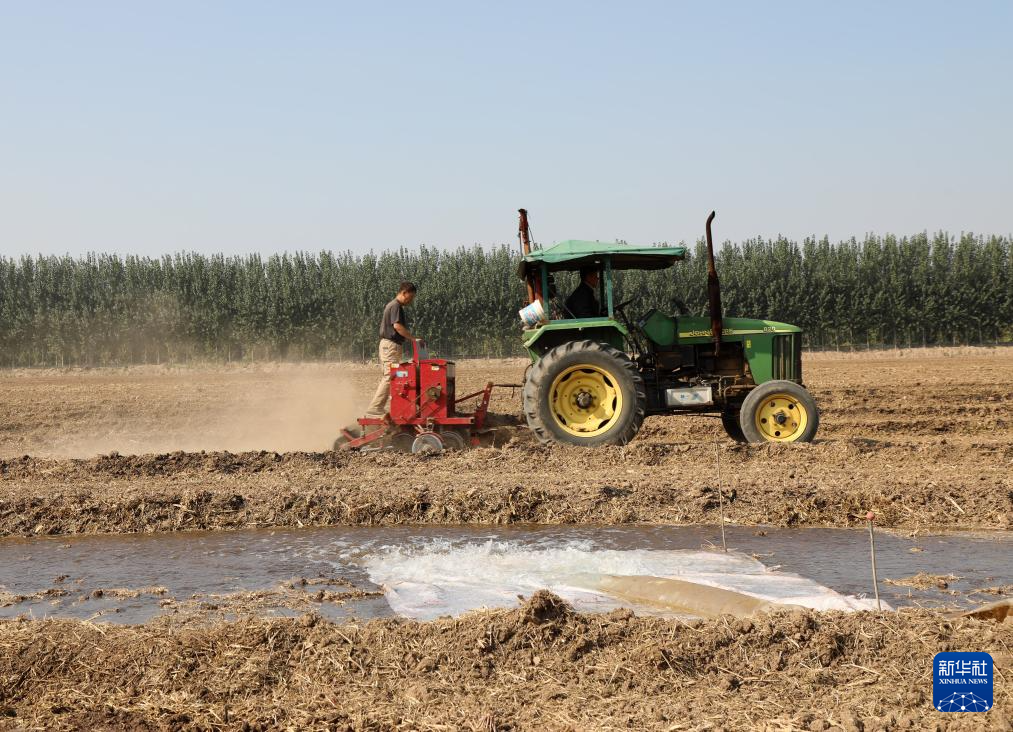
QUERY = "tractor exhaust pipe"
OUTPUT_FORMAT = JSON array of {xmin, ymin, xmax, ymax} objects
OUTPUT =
[
  {"xmin": 518, "ymin": 208, "xmax": 533, "ymax": 256},
  {"xmin": 705, "ymin": 210, "xmax": 723, "ymax": 359},
  {"xmin": 518, "ymin": 208, "xmax": 541, "ymax": 305}
]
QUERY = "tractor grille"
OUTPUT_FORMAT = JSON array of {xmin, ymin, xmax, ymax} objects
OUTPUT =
[{"xmin": 772, "ymin": 334, "xmax": 802, "ymax": 382}]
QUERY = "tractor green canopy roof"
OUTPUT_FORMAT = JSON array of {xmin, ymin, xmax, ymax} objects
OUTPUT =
[{"xmin": 518, "ymin": 240, "xmax": 686, "ymax": 277}]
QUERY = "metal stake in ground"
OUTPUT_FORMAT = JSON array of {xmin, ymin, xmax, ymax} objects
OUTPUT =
[
  {"xmin": 714, "ymin": 445, "xmax": 727, "ymax": 553},
  {"xmin": 867, "ymin": 510, "xmax": 881, "ymax": 610}
]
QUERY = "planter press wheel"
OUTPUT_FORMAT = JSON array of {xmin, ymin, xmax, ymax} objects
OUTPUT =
[
  {"xmin": 440, "ymin": 430, "xmax": 468, "ymax": 450},
  {"xmin": 390, "ymin": 431, "xmax": 415, "ymax": 453},
  {"xmin": 411, "ymin": 432, "xmax": 445, "ymax": 454},
  {"xmin": 333, "ymin": 421, "xmax": 364, "ymax": 451}
]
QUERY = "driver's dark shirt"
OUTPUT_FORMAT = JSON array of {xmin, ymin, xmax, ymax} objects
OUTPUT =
[{"xmin": 565, "ymin": 281, "xmax": 601, "ymax": 318}]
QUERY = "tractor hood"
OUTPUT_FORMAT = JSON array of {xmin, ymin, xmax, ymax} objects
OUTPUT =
[{"xmin": 518, "ymin": 240, "xmax": 686, "ymax": 277}]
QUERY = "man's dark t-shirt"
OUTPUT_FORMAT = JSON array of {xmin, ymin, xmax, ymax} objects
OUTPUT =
[
  {"xmin": 565, "ymin": 281, "xmax": 601, "ymax": 319},
  {"xmin": 380, "ymin": 298, "xmax": 407, "ymax": 343}
]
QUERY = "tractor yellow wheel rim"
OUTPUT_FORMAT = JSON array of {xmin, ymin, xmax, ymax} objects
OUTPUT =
[
  {"xmin": 754, "ymin": 393, "xmax": 808, "ymax": 442},
  {"xmin": 549, "ymin": 364, "xmax": 623, "ymax": 437}
]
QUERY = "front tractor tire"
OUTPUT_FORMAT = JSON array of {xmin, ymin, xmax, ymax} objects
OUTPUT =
[
  {"xmin": 721, "ymin": 411, "xmax": 747, "ymax": 443},
  {"xmin": 739, "ymin": 380, "xmax": 819, "ymax": 443},
  {"xmin": 523, "ymin": 340, "xmax": 646, "ymax": 447}
]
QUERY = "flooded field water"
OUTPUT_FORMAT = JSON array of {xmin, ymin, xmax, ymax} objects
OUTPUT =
[{"xmin": 2, "ymin": 524, "xmax": 1008, "ymax": 623}]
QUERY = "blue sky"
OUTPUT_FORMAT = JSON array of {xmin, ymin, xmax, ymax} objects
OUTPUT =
[{"xmin": 2, "ymin": 1, "xmax": 1011, "ymax": 256}]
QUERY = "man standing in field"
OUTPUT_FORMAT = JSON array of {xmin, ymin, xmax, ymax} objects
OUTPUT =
[{"xmin": 365, "ymin": 281, "xmax": 417, "ymax": 417}]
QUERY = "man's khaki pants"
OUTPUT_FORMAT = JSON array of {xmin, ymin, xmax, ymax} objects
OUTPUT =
[{"xmin": 366, "ymin": 338, "xmax": 402, "ymax": 416}]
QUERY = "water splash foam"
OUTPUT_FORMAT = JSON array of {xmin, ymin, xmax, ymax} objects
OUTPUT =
[{"xmin": 360, "ymin": 538, "xmax": 884, "ymax": 620}]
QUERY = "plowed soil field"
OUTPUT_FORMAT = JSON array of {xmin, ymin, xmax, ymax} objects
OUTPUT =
[
  {"xmin": 2, "ymin": 348, "xmax": 1011, "ymax": 730},
  {"xmin": 1, "ymin": 348, "xmax": 1010, "ymax": 536},
  {"xmin": 2, "ymin": 593, "xmax": 1010, "ymax": 731}
]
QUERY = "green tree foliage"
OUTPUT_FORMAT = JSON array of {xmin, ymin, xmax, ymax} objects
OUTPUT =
[{"xmin": 0, "ymin": 234, "xmax": 1010, "ymax": 366}]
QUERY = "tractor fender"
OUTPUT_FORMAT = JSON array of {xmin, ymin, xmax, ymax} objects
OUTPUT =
[{"xmin": 523, "ymin": 319, "xmax": 627, "ymax": 360}]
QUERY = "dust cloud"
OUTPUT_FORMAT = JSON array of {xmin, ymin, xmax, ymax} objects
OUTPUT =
[
  {"xmin": 42, "ymin": 368, "xmax": 368, "ymax": 457},
  {"xmin": 182, "ymin": 375, "xmax": 366, "ymax": 454}
]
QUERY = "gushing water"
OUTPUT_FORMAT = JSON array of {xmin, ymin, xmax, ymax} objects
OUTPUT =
[{"xmin": 358, "ymin": 539, "xmax": 881, "ymax": 620}]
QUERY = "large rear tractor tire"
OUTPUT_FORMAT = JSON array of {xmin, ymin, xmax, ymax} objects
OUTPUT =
[
  {"xmin": 739, "ymin": 380, "xmax": 819, "ymax": 443},
  {"xmin": 522, "ymin": 340, "xmax": 646, "ymax": 447}
]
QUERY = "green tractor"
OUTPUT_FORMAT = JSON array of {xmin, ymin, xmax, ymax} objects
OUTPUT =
[{"xmin": 516, "ymin": 210, "xmax": 819, "ymax": 447}]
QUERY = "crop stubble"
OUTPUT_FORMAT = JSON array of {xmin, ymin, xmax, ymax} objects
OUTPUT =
[
  {"xmin": 0, "ymin": 349, "xmax": 1010, "ymax": 537},
  {"xmin": 1, "ymin": 593, "xmax": 1010, "ymax": 731},
  {"xmin": 1, "ymin": 350, "xmax": 1011, "ymax": 731}
]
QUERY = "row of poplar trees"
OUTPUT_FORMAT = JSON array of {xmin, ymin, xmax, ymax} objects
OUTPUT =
[{"xmin": 0, "ymin": 232, "xmax": 1010, "ymax": 367}]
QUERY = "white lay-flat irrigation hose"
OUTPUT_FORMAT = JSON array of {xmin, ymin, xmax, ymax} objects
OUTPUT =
[
  {"xmin": 576, "ymin": 574, "xmax": 1010, "ymax": 623},
  {"xmin": 572, "ymin": 573, "xmax": 804, "ymax": 619},
  {"xmin": 955, "ymin": 598, "xmax": 1011, "ymax": 623}
]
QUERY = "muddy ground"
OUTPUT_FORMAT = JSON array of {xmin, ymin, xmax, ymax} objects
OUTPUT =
[
  {"xmin": 1, "ymin": 593, "xmax": 1010, "ymax": 731},
  {"xmin": 1, "ymin": 348, "xmax": 1011, "ymax": 536}
]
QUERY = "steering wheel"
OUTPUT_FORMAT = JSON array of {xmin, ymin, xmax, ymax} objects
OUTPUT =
[
  {"xmin": 613, "ymin": 296, "xmax": 640, "ymax": 328},
  {"xmin": 613, "ymin": 297, "xmax": 645, "ymax": 354}
]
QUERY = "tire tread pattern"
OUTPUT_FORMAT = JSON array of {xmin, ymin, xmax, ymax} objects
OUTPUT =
[{"xmin": 522, "ymin": 340, "xmax": 647, "ymax": 447}]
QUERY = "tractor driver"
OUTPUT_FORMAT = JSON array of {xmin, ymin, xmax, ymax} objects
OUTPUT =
[
  {"xmin": 565, "ymin": 266, "xmax": 602, "ymax": 318},
  {"xmin": 365, "ymin": 281, "xmax": 417, "ymax": 417}
]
